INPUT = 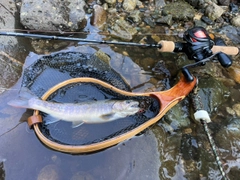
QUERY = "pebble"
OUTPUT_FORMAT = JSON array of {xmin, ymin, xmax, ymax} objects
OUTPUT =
[
  {"xmin": 201, "ymin": 16, "xmax": 214, "ymax": 25},
  {"xmin": 156, "ymin": 15, "xmax": 173, "ymax": 26},
  {"xmin": 231, "ymin": 15, "xmax": 240, "ymax": 27},
  {"xmin": 162, "ymin": 1, "xmax": 195, "ymax": 21},
  {"xmin": 232, "ymin": 103, "xmax": 240, "ymax": 117},
  {"xmin": 122, "ymin": 0, "xmax": 137, "ymax": 12},
  {"xmin": 205, "ymin": 3, "xmax": 225, "ymax": 21},
  {"xmin": 183, "ymin": 128, "xmax": 193, "ymax": 134},
  {"xmin": 226, "ymin": 107, "xmax": 236, "ymax": 116},
  {"xmin": 229, "ymin": 2, "xmax": 239, "ymax": 14},
  {"xmin": 218, "ymin": 0, "xmax": 230, "ymax": 6},
  {"xmin": 128, "ymin": 10, "xmax": 142, "ymax": 23},
  {"xmin": 105, "ymin": 0, "xmax": 116, "ymax": 4},
  {"xmin": 227, "ymin": 65, "xmax": 240, "ymax": 84}
]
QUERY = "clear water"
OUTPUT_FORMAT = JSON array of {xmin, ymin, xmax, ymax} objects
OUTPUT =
[{"xmin": 0, "ymin": 3, "xmax": 240, "ymax": 180}]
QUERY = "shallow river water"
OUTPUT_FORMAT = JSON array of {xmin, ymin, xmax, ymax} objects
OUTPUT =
[
  {"xmin": 1, "ymin": 41, "xmax": 240, "ymax": 180},
  {"xmin": 1, "ymin": 1, "xmax": 240, "ymax": 180}
]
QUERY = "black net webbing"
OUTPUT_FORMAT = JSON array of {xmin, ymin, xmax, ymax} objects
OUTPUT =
[{"xmin": 22, "ymin": 50, "xmax": 160, "ymax": 145}]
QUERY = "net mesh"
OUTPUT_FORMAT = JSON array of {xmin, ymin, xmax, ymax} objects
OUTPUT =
[{"xmin": 22, "ymin": 50, "xmax": 160, "ymax": 146}]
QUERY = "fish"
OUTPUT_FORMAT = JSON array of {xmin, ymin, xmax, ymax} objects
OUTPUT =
[{"xmin": 8, "ymin": 87, "xmax": 140, "ymax": 128}]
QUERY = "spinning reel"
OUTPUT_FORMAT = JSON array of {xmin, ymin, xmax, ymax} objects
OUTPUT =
[{"xmin": 176, "ymin": 27, "xmax": 233, "ymax": 81}]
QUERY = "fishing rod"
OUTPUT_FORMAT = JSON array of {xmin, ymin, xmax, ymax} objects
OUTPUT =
[
  {"xmin": 1, "ymin": 27, "xmax": 238, "ymax": 82},
  {"xmin": 0, "ymin": 31, "xmax": 162, "ymax": 48},
  {"xmin": 0, "ymin": 29, "xmax": 238, "ymax": 55}
]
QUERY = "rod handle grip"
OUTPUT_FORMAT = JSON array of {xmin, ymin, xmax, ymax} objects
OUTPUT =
[
  {"xmin": 158, "ymin": 40, "xmax": 239, "ymax": 56},
  {"xmin": 211, "ymin": 46, "xmax": 239, "ymax": 55},
  {"xmin": 158, "ymin": 40, "xmax": 175, "ymax": 52}
]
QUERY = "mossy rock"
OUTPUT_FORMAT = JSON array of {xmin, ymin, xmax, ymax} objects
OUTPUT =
[{"xmin": 162, "ymin": 1, "xmax": 195, "ymax": 21}]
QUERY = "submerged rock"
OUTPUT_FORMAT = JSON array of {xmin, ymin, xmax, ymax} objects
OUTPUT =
[
  {"xmin": 0, "ymin": 52, "xmax": 22, "ymax": 94},
  {"xmin": 197, "ymin": 76, "xmax": 229, "ymax": 114},
  {"xmin": 227, "ymin": 65, "xmax": 240, "ymax": 84},
  {"xmin": 218, "ymin": 0, "xmax": 230, "ymax": 6},
  {"xmin": 20, "ymin": 0, "xmax": 86, "ymax": 31},
  {"xmin": 108, "ymin": 18, "xmax": 138, "ymax": 41},
  {"xmin": 155, "ymin": 0, "xmax": 166, "ymax": 9},
  {"xmin": 37, "ymin": 165, "xmax": 59, "ymax": 180},
  {"xmin": 71, "ymin": 171, "xmax": 94, "ymax": 180}
]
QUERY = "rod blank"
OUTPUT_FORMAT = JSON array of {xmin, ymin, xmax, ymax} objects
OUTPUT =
[{"xmin": 0, "ymin": 31, "xmax": 162, "ymax": 48}]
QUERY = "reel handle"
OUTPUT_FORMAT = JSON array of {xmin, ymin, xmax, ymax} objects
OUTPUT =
[{"xmin": 158, "ymin": 40, "xmax": 239, "ymax": 56}]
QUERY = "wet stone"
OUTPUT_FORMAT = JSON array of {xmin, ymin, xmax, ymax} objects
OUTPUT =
[
  {"xmin": 218, "ymin": 25, "xmax": 240, "ymax": 44},
  {"xmin": 163, "ymin": 101, "xmax": 191, "ymax": 130},
  {"xmin": 226, "ymin": 107, "xmax": 236, "ymax": 116},
  {"xmin": 230, "ymin": 2, "xmax": 239, "ymax": 14},
  {"xmin": 205, "ymin": 3, "xmax": 225, "ymax": 21},
  {"xmin": 94, "ymin": 50, "xmax": 111, "ymax": 64},
  {"xmin": 155, "ymin": 0, "xmax": 166, "ymax": 9},
  {"xmin": 231, "ymin": 15, "xmax": 240, "ymax": 27},
  {"xmin": 227, "ymin": 65, "xmax": 240, "ymax": 84},
  {"xmin": 20, "ymin": 0, "xmax": 86, "ymax": 31},
  {"xmin": 105, "ymin": 0, "xmax": 116, "ymax": 4},
  {"xmin": 0, "ymin": 53, "xmax": 22, "ymax": 94},
  {"xmin": 122, "ymin": 0, "xmax": 137, "ymax": 12},
  {"xmin": 218, "ymin": 0, "xmax": 230, "ymax": 6},
  {"xmin": 143, "ymin": 16, "xmax": 156, "ymax": 28},
  {"xmin": 128, "ymin": 10, "xmax": 142, "ymax": 24},
  {"xmin": 90, "ymin": 5, "xmax": 107, "ymax": 30},
  {"xmin": 185, "ymin": 0, "xmax": 199, "ymax": 8},
  {"xmin": 194, "ymin": 19, "xmax": 207, "ymax": 28},
  {"xmin": 162, "ymin": 1, "xmax": 196, "ymax": 21},
  {"xmin": 197, "ymin": 76, "xmax": 229, "ymax": 114},
  {"xmin": 201, "ymin": 16, "xmax": 214, "ymax": 25},
  {"xmin": 156, "ymin": 15, "xmax": 173, "ymax": 26},
  {"xmin": 108, "ymin": 18, "xmax": 137, "ymax": 41},
  {"xmin": 232, "ymin": 103, "xmax": 240, "ymax": 117}
]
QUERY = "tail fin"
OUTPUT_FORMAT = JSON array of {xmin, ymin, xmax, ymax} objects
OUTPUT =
[{"xmin": 8, "ymin": 87, "xmax": 37, "ymax": 109}]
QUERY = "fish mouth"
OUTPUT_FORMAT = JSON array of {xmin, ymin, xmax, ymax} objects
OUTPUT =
[
  {"xmin": 131, "ymin": 102, "xmax": 139, "ymax": 107},
  {"xmin": 129, "ymin": 101, "xmax": 139, "ymax": 108},
  {"xmin": 128, "ymin": 102, "xmax": 140, "ymax": 112}
]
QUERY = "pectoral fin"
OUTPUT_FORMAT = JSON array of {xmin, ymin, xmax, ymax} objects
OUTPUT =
[
  {"xmin": 100, "ymin": 113, "xmax": 116, "ymax": 121},
  {"xmin": 72, "ymin": 121, "xmax": 84, "ymax": 128},
  {"xmin": 44, "ymin": 115, "xmax": 60, "ymax": 125}
]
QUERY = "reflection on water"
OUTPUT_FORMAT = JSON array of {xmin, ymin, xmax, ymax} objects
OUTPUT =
[
  {"xmin": 0, "ymin": 8, "xmax": 240, "ymax": 179},
  {"xmin": 1, "ymin": 41, "xmax": 240, "ymax": 179},
  {"xmin": 0, "ymin": 161, "xmax": 5, "ymax": 180}
]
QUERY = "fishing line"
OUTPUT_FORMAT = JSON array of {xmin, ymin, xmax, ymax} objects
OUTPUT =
[
  {"xmin": 191, "ymin": 86, "xmax": 229, "ymax": 180},
  {"xmin": 0, "ymin": 122, "xmax": 23, "ymax": 138},
  {"xmin": 0, "ymin": 51, "xmax": 23, "ymax": 66},
  {"xmin": 0, "ymin": 88, "xmax": 20, "ymax": 91}
]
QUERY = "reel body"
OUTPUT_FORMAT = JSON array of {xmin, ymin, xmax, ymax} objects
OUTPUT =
[{"xmin": 176, "ymin": 27, "xmax": 233, "ymax": 81}]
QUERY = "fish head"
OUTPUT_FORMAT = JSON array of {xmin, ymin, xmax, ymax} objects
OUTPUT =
[{"xmin": 112, "ymin": 100, "xmax": 140, "ymax": 117}]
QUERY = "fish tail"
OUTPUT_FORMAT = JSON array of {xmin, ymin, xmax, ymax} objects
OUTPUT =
[{"xmin": 8, "ymin": 87, "xmax": 37, "ymax": 109}]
